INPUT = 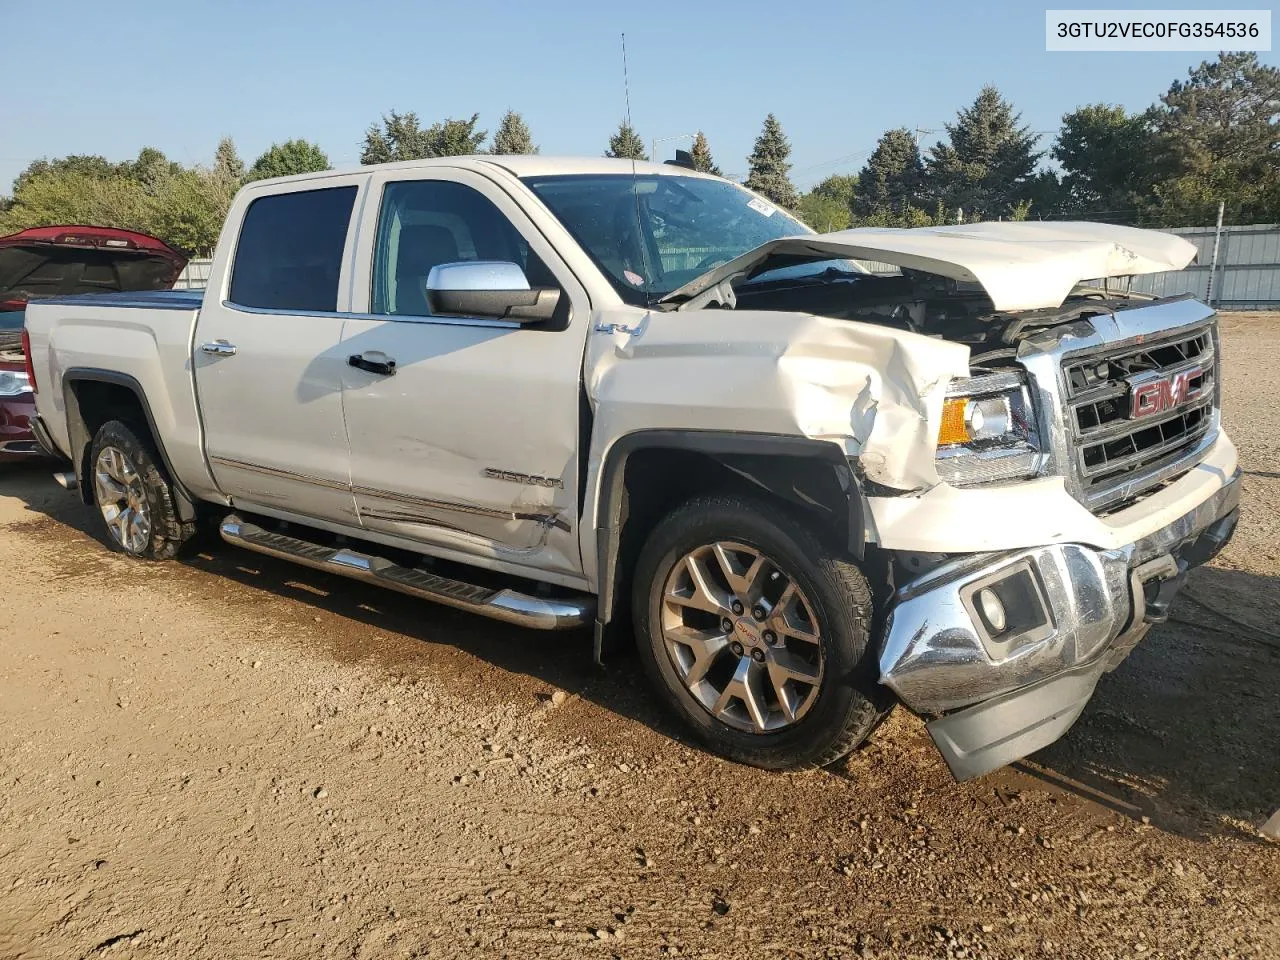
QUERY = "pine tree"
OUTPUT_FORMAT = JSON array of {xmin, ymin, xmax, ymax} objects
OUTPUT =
[
  {"xmin": 690, "ymin": 131, "xmax": 721, "ymax": 176},
  {"xmin": 491, "ymin": 110, "xmax": 538, "ymax": 155},
  {"xmin": 361, "ymin": 111, "xmax": 486, "ymax": 164},
  {"xmin": 1150, "ymin": 52, "xmax": 1280, "ymax": 223},
  {"xmin": 213, "ymin": 137, "xmax": 245, "ymax": 186},
  {"xmin": 744, "ymin": 114, "xmax": 798, "ymax": 209},
  {"xmin": 924, "ymin": 86, "xmax": 1042, "ymax": 220},
  {"xmin": 362, "ymin": 111, "xmax": 427, "ymax": 164},
  {"xmin": 424, "ymin": 114, "xmax": 487, "ymax": 157},
  {"xmin": 605, "ymin": 121, "xmax": 648, "ymax": 160},
  {"xmin": 852, "ymin": 128, "xmax": 925, "ymax": 221}
]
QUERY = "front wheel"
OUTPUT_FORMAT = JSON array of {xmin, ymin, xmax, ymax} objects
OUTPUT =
[
  {"xmin": 632, "ymin": 494, "xmax": 891, "ymax": 770},
  {"xmin": 89, "ymin": 420, "xmax": 194, "ymax": 560}
]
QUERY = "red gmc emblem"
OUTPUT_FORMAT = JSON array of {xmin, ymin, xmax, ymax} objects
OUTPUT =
[{"xmin": 1128, "ymin": 369, "xmax": 1201, "ymax": 419}]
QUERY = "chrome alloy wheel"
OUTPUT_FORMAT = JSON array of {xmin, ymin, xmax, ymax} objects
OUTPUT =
[
  {"xmin": 94, "ymin": 446, "xmax": 152, "ymax": 554},
  {"xmin": 660, "ymin": 542, "xmax": 824, "ymax": 733}
]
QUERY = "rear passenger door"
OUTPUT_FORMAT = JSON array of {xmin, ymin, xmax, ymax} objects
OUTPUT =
[
  {"xmin": 339, "ymin": 168, "xmax": 591, "ymax": 583},
  {"xmin": 194, "ymin": 178, "xmax": 364, "ymax": 524}
]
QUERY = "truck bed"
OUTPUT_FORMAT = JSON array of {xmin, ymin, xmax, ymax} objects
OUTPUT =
[{"xmin": 24, "ymin": 288, "xmax": 218, "ymax": 503}]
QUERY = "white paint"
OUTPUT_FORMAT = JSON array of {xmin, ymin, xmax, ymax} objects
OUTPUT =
[{"xmin": 669, "ymin": 221, "xmax": 1199, "ymax": 312}]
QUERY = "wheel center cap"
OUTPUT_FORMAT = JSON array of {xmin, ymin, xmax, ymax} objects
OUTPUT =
[{"xmin": 732, "ymin": 617, "xmax": 762, "ymax": 648}]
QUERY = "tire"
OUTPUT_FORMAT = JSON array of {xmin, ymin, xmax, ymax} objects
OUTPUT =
[
  {"xmin": 88, "ymin": 419, "xmax": 195, "ymax": 560},
  {"xmin": 632, "ymin": 494, "xmax": 891, "ymax": 770}
]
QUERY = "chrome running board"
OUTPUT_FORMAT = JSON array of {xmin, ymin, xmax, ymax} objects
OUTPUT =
[{"xmin": 219, "ymin": 514, "xmax": 593, "ymax": 630}]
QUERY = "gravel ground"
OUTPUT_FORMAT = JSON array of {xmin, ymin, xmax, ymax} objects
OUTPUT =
[{"xmin": 0, "ymin": 315, "xmax": 1277, "ymax": 960}]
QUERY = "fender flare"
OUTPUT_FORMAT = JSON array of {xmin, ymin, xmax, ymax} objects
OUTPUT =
[
  {"xmin": 62, "ymin": 367, "xmax": 198, "ymax": 522},
  {"xmin": 592, "ymin": 429, "xmax": 865, "ymax": 654}
]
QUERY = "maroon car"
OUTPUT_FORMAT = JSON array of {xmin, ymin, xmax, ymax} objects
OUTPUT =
[{"xmin": 0, "ymin": 226, "xmax": 187, "ymax": 460}]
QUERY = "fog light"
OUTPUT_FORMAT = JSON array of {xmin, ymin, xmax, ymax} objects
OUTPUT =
[{"xmin": 977, "ymin": 588, "xmax": 1007, "ymax": 634}]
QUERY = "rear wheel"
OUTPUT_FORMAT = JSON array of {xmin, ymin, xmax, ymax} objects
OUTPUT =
[
  {"xmin": 89, "ymin": 420, "xmax": 194, "ymax": 560},
  {"xmin": 632, "ymin": 494, "xmax": 891, "ymax": 770}
]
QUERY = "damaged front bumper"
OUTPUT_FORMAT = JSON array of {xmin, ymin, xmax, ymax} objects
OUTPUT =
[{"xmin": 879, "ymin": 469, "xmax": 1241, "ymax": 780}]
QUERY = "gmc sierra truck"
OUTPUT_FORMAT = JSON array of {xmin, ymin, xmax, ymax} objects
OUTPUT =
[{"xmin": 23, "ymin": 157, "xmax": 1240, "ymax": 780}]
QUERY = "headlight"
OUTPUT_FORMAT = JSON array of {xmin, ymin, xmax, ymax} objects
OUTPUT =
[
  {"xmin": 936, "ymin": 371, "xmax": 1043, "ymax": 486},
  {"xmin": 0, "ymin": 370, "xmax": 31, "ymax": 397}
]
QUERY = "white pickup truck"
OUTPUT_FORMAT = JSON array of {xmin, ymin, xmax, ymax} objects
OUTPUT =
[{"xmin": 23, "ymin": 156, "xmax": 1240, "ymax": 779}]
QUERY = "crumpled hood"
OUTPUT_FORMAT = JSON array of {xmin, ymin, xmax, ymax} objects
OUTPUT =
[{"xmin": 665, "ymin": 221, "xmax": 1197, "ymax": 313}]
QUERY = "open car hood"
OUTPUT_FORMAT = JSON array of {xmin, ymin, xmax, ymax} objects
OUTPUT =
[
  {"xmin": 0, "ymin": 226, "xmax": 187, "ymax": 309},
  {"xmin": 663, "ymin": 221, "xmax": 1197, "ymax": 313}
]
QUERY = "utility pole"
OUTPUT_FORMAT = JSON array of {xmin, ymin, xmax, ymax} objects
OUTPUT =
[
  {"xmin": 913, "ymin": 127, "xmax": 939, "ymax": 149},
  {"xmin": 1206, "ymin": 200, "xmax": 1225, "ymax": 307}
]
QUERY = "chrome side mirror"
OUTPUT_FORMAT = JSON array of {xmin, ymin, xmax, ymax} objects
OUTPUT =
[{"xmin": 424, "ymin": 261, "xmax": 560, "ymax": 323}]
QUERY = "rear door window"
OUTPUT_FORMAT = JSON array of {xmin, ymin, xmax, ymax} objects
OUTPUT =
[{"xmin": 229, "ymin": 186, "xmax": 357, "ymax": 312}]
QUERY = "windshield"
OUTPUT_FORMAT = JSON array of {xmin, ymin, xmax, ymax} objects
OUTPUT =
[
  {"xmin": 523, "ymin": 174, "xmax": 813, "ymax": 305},
  {"xmin": 0, "ymin": 307, "xmax": 24, "ymax": 331}
]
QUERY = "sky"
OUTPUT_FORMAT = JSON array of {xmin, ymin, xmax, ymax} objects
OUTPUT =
[{"xmin": 3, "ymin": 0, "xmax": 1276, "ymax": 194}]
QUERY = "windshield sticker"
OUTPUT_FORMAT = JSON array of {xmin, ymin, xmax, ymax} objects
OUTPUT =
[
  {"xmin": 747, "ymin": 197, "xmax": 777, "ymax": 218},
  {"xmin": 623, "ymin": 270, "xmax": 645, "ymax": 286}
]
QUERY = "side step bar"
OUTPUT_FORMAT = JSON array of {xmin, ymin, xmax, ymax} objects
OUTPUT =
[{"xmin": 219, "ymin": 514, "xmax": 594, "ymax": 630}]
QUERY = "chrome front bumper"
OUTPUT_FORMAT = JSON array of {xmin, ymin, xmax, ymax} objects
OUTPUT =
[{"xmin": 879, "ymin": 469, "xmax": 1241, "ymax": 780}]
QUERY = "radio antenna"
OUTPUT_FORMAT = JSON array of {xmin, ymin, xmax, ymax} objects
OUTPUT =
[
  {"xmin": 621, "ymin": 33, "xmax": 656, "ymax": 310},
  {"xmin": 622, "ymin": 33, "xmax": 634, "ymax": 128}
]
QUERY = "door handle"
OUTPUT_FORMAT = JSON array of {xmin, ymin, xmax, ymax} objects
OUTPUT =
[
  {"xmin": 200, "ymin": 340, "xmax": 237, "ymax": 357},
  {"xmin": 348, "ymin": 351, "xmax": 397, "ymax": 376}
]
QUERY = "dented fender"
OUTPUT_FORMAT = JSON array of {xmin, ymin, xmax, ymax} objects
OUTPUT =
[{"xmin": 583, "ymin": 307, "xmax": 970, "ymax": 501}]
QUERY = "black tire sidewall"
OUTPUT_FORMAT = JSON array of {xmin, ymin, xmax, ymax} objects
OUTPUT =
[
  {"xmin": 88, "ymin": 420, "xmax": 185, "ymax": 560},
  {"xmin": 632, "ymin": 495, "xmax": 882, "ymax": 769}
]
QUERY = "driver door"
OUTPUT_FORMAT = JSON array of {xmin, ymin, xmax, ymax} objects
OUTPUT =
[{"xmin": 338, "ymin": 168, "xmax": 592, "ymax": 583}]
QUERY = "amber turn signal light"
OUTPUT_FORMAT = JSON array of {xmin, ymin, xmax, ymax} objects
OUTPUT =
[{"xmin": 938, "ymin": 397, "xmax": 970, "ymax": 446}]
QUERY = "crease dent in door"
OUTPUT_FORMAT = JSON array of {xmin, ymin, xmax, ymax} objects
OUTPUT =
[{"xmin": 352, "ymin": 483, "xmax": 571, "ymax": 552}]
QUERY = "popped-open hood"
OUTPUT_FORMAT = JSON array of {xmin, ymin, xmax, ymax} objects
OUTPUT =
[
  {"xmin": 663, "ymin": 221, "xmax": 1197, "ymax": 313},
  {"xmin": 0, "ymin": 226, "xmax": 187, "ymax": 310}
]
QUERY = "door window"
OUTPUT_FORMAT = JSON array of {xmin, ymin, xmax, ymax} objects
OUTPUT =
[
  {"xmin": 371, "ymin": 180, "xmax": 553, "ymax": 317},
  {"xmin": 229, "ymin": 186, "xmax": 357, "ymax": 312}
]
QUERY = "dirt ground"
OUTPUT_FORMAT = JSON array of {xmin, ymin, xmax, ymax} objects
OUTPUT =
[{"xmin": 1, "ymin": 315, "xmax": 1277, "ymax": 960}]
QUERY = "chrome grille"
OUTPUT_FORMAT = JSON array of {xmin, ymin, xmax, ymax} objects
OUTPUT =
[{"xmin": 1060, "ymin": 325, "xmax": 1217, "ymax": 512}]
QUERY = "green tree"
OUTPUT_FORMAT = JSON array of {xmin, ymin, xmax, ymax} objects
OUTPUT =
[
  {"xmin": 0, "ymin": 170, "xmax": 151, "ymax": 236},
  {"xmin": 361, "ymin": 110, "xmax": 428, "ymax": 164},
  {"xmin": 1024, "ymin": 169, "xmax": 1068, "ymax": 220},
  {"xmin": 690, "ymin": 131, "xmax": 721, "ymax": 176},
  {"xmin": 1052, "ymin": 105, "xmax": 1161, "ymax": 219},
  {"xmin": 131, "ymin": 147, "xmax": 178, "ymax": 194},
  {"xmin": 11, "ymin": 155, "xmax": 128, "ymax": 195},
  {"xmin": 491, "ymin": 110, "xmax": 537, "ymax": 155},
  {"xmin": 247, "ymin": 140, "xmax": 331, "ymax": 182},
  {"xmin": 213, "ymin": 137, "xmax": 245, "ymax": 186},
  {"xmin": 149, "ymin": 166, "xmax": 236, "ymax": 256},
  {"xmin": 1149, "ymin": 52, "xmax": 1280, "ymax": 224},
  {"xmin": 0, "ymin": 143, "xmax": 239, "ymax": 256},
  {"xmin": 605, "ymin": 121, "xmax": 647, "ymax": 160},
  {"xmin": 361, "ymin": 110, "xmax": 487, "ymax": 163},
  {"xmin": 925, "ymin": 86, "xmax": 1042, "ymax": 220},
  {"xmin": 424, "ymin": 114, "xmax": 487, "ymax": 157},
  {"xmin": 796, "ymin": 174, "xmax": 857, "ymax": 231},
  {"xmin": 744, "ymin": 114, "xmax": 798, "ymax": 209},
  {"xmin": 852, "ymin": 128, "xmax": 926, "ymax": 222}
]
